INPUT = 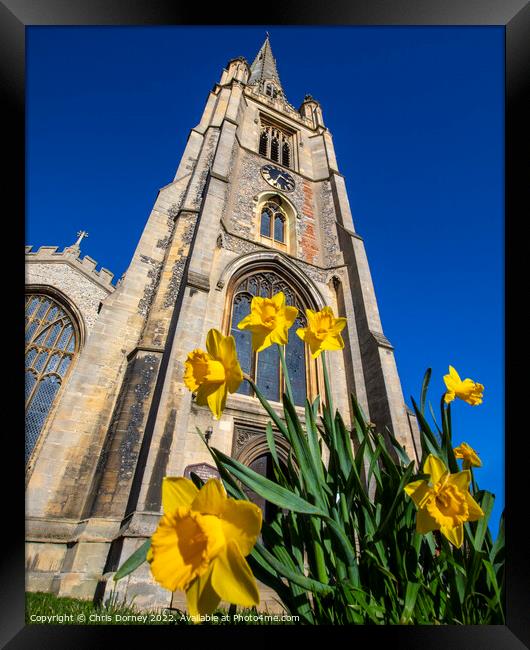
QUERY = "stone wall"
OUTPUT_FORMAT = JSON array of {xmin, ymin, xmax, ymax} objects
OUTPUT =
[{"xmin": 25, "ymin": 246, "xmax": 115, "ymax": 332}]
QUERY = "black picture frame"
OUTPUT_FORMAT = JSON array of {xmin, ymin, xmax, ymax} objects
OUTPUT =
[{"xmin": 6, "ymin": 0, "xmax": 529, "ymax": 647}]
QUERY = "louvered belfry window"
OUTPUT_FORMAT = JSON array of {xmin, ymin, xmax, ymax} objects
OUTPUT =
[
  {"xmin": 25, "ymin": 293, "xmax": 79, "ymax": 464},
  {"xmin": 259, "ymin": 121, "xmax": 293, "ymax": 169}
]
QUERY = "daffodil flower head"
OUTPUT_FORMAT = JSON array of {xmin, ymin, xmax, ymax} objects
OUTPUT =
[
  {"xmin": 148, "ymin": 477, "xmax": 262, "ymax": 621},
  {"xmin": 453, "ymin": 442, "xmax": 482, "ymax": 469},
  {"xmin": 443, "ymin": 365, "xmax": 484, "ymax": 405},
  {"xmin": 404, "ymin": 454, "xmax": 484, "ymax": 547},
  {"xmin": 184, "ymin": 329, "xmax": 243, "ymax": 419},
  {"xmin": 237, "ymin": 291, "xmax": 298, "ymax": 352},
  {"xmin": 296, "ymin": 306, "xmax": 347, "ymax": 359}
]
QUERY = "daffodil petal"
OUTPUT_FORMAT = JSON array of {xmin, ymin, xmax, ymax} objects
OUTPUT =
[
  {"xmin": 195, "ymin": 381, "xmax": 228, "ymax": 419},
  {"xmin": 206, "ymin": 329, "xmax": 223, "ymax": 359},
  {"xmin": 191, "ymin": 479, "xmax": 227, "ymax": 516},
  {"xmin": 284, "ymin": 305, "xmax": 299, "ymax": 326},
  {"xmin": 253, "ymin": 329, "xmax": 273, "ymax": 353},
  {"xmin": 331, "ymin": 317, "xmax": 347, "ymax": 333},
  {"xmin": 221, "ymin": 499, "xmax": 262, "ymax": 556},
  {"xmin": 150, "ymin": 512, "xmax": 206, "ymax": 592},
  {"xmin": 444, "ymin": 391, "xmax": 455, "ymax": 404},
  {"xmin": 296, "ymin": 327, "xmax": 306, "ymax": 341},
  {"xmin": 449, "ymin": 366, "xmax": 461, "ymax": 382},
  {"xmin": 162, "ymin": 477, "xmax": 198, "ymax": 514},
  {"xmin": 441, "ymin": 524, "xmax": 463, "ymax": 548},
  {"xmin": 465, "ymin": 493, "xmax": 485, "ymax": 521},
  {"xmin": 206, "ymin": 382, "xmax": 228, "ymax": 420},
  {"xmin": 237, "ymin": 314, "xmax": 253, "ymax": 330},
  {"xmin": 305, "ymin": 308, "xmax": 316, "ymax": 326},
  {"xmin": 322, "ymin": 334, "xmax": 344, "ymax": 352},
  {"xmin": 186, "ymin": 565, "xmax": 220, "ymax": 619},
  {"xmin": 227, "ymin": 364, "xmax": 243, "ymax": 393},
  {"xmin": 404, "ymin": 479, "xmax": 431, "ymax": 508},
  {"xmin": 416, "ymin": 507, "xmax": 439, "ymax": 534},
  {"xmin": 271, "ymin": 291, "xmax": 285, "ymax": 308},
  {"xmin": 446, "ymin": 470, "xmax": 471, "ymax": 493},
  {"xmin": 423, "ymin": 455, "xmax": 448, "ymax": 484},
  {"xmin": 211, "ymin": 541, "xmax": 260, "ymax": 608}
]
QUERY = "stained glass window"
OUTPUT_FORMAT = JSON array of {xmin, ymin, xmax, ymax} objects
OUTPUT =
[
  {"xmin": 25, "ymin": 293, "xmax": 79, "ymax": 464},
  {"xmin": 229, "ymin": 272, "xmax": 309, "ymax": 406},
  {"xmin": 260, "ymin": 210, "xmax": 271, "ymax": 237},
  {"xmin": 274, "ymin": 214, "xmax": 285, "ymax": 243}
]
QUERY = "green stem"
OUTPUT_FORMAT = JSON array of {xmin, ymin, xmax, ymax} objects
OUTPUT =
[
  {"xmin": 310, "ymin": 517, "xmax": 329, "ymax": 584},
  {"xmin": 278, "ymin": 344, "xmax": 294, "ymax": 405},
  {"xmin": 321, "ymin": 350, "xmax": 334, "ymax": 416}
]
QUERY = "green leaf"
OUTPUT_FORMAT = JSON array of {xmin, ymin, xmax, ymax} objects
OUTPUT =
[
  {"xmin": 114, "ymin": 539, "xmax": 151, "ymax": 582},
  {"xmin": 305, "ymin": 399, "xmax": 327, "ymax": 487},
  {"xmin": 489, "ymin": 510, "xmax": 505, "ymax": 565},
  {"xmin": 411, "ymin": 396, "xmax": 441, "ymax": 452},
  {"xmin": 189, "ymin": 471, "xmax": 205, "ymax": 490},
  {"xmin": 420, "ymin": 368, "xmax": 432, "ymax": 414},
  {"xmin": 472, "ymin": 490, "xmax": 495, "ymax": 551},
  {"xmin": 211, "ymin": 446, "xmax": 326, "ymax": 516},
  {"xmin": 253, "ymin": 543, "xmax": 334, "ymax": 595},
  {"xmin": 247, "ymin": 378, "xmax": 291, "ymax": 442},
  {"xmin": 482, "ymin": 559, "xmax": 505, "ymax": 624},
  {"xmin": 372, "ymin": 461, "xmax": 415, "ymax": 542},
  {"xmin": 400, "ymin": 581, "xmax": 421, "ymax": 624},
  {"xmin": 282, "ymin": 390, "xmax": 327, "ymax": 506}
]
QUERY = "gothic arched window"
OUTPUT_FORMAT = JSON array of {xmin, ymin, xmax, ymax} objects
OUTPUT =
[
  {"xmin": 259, "ymin": 198, "xmax": 287, "ymax": 247},
  {"xmin": 228, "ymin": 271, "xmax": 309, "ymax": 406},
  {"xmin": 25, "ymin": 293, "xmax": 80, "ymax": 464}
]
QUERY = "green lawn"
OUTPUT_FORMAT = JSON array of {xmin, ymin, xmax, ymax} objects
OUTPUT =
[{"xmin": 26, "ymin": 592, "xmax": 296, "ymax": 625}]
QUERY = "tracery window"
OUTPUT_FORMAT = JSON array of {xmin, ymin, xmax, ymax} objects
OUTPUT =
[
  {"xmin": 259, "ymin": 122, "xmax": 293, "ymax": 169},
  {"xmin": 25, "ymin": 293, "xmax": 79, "ymax": 464},
  {"xmin": 260, "ymin": 197, "xmax": 286, "ymax": 245},
  {"xmin": 228, "ymin": 271, "xmax": 308, "ymax": 406}
]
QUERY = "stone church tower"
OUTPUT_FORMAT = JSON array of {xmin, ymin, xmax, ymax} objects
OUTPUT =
[{"xmin": 25, "ymin": 36, "xmax": 420, "ymax": 608}]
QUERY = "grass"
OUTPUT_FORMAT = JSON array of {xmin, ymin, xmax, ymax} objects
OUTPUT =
[{"xmin": 26, "ymin": 592, "xmax": 297, "ymax": 625}]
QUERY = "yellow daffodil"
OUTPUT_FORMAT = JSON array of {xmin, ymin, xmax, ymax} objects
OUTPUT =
[
  {"xmin": 237, "ymin": 291, "xmax": 298, "ymax": 352},
  {"xmin": 454, "ymin": 442, "xmax": 482, "ymax": 469},
  {"xmin": 404, "ymin": 454, "xmax": 484, "ymax": 548},
  {"xmin": 295, "ymin": 306, "xmax": 347, "ymax": 359},
  {"xmin": 443, "ymin": 365, "xmax": 484, "ymax": 405},
  {"xmin": 184, "ymin": 329, "xmax": 243, "ymax": 419},
  {"xmin": 148, "ymin": 477, "xmax": 262, "ymax": 621}
]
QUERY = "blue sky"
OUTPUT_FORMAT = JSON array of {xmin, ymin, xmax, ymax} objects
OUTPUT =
[{"xmin": 26, "ymin": 26, "xmax": 504, "ymax": 535}]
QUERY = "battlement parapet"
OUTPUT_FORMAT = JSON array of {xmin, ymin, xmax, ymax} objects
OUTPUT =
[{"xmin": 25, "ymin": 245, "xmax": 115, "ymax": 290}]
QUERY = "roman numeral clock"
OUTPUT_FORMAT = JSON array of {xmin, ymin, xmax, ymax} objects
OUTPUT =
[{"xmin": 261, "ymin": 164, "xmax": 296, "ymax": 192}]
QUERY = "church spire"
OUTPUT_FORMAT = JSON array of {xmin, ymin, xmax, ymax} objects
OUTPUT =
[{"xmin": 248, "ymin": 33, "xmax": 284, "ymax": 95}]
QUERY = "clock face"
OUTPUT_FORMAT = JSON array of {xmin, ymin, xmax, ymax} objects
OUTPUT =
[{"xmin": 261, "ymin": 164, "xmax": 295, "ymax": 192}]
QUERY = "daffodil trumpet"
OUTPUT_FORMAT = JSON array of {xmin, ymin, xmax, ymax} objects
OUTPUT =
[{"xmin": 404, "ymin": 454, "xmax": 484, "ymax": 548}]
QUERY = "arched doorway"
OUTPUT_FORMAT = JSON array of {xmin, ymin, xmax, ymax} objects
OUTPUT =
[{"xmin": 234, "ymin": 428, "xmax": 291, "ymax": 528}]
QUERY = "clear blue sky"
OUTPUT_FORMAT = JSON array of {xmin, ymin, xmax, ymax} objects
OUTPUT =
[{"xmin": 26, "ymin": 26, "xmax": 504, "ymax": 535}]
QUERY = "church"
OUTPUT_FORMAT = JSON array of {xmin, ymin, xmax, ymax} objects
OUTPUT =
[{"xmin": 25, "ymin": 35, "xmax": 420, "ymax": 610}]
